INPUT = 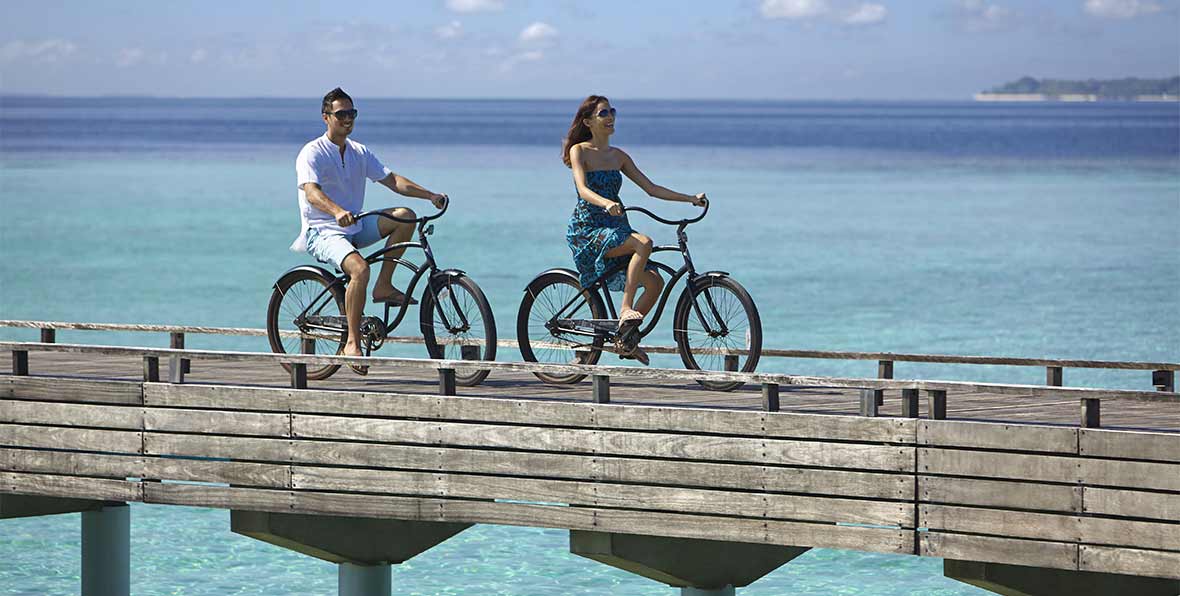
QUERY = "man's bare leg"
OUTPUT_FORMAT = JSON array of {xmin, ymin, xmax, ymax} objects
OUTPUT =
[
  {"xmin": 341, "ymin": 252, "xmax": 370, "ymax": 358},
  {"xmin": 372, "ymin": 207, "xmax": 416, "ymax": 302}
]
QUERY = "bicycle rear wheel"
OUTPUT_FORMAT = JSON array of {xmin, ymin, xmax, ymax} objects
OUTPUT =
[
  {"xmin": 266, "ymin": 268, "xmax": 346, "ymax": 381},
  {"xmin": 517, "ymin": 271, "xmax": 606, "ymax": 384},
  {"xmin": 673, "ymin": 274, "xmax": 762, "ymax": 392},
  {"xmin": 421, "ymin": 273, "xmax": 497, "ymax": 386}
]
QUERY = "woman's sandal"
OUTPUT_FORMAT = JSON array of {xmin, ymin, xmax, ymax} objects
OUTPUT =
[
  {"xmin": 615, "ymin": 309, "xmax": 650, "ymax": 365},
  {"xmin": 344, "ymin": 351, "xmax": 369, "ymax": 376}
]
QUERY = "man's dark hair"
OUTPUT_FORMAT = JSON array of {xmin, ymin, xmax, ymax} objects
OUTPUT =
[{"xmin": 322, "ymin": 87, "xmax": 352, "ymax": 113}]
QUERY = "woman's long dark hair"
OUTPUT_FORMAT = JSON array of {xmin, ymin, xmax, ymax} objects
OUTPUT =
[{"xmin": 562, "ymin": 95, "xmax": 609, "ymax": 168}]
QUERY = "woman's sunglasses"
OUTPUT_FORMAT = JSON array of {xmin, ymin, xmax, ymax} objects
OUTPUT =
[
  {"xmin": 596, "ymin": 108, "xmax": 617, "ymax": 118},
  {"xmin": 326, "ymin": 109, "xmax": 359, "ymax": 120}
]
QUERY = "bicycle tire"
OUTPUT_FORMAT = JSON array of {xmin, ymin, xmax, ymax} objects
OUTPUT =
[
  {"xmin": 517, "ymin": 271, "xmax": 606, "ymax": 384},
  {"xmin": 420, "ymin": 272, "xmax": 497, "ymax": 386},
  {"xmin": 266, "ymin": 268, "xmax": 346, "ymax": 381},
  {"xmin": 672, "ymin": 274, "xmax": 762, "ymax": 392}
]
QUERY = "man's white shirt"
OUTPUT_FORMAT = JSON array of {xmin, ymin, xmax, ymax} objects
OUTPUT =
[{"xmin": 290, "ymin": 134, "xmax": 392, "ymax": 252}]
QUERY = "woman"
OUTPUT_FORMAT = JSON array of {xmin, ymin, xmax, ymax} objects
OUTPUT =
[{"xmin": 563, "ymin": 95, "xmax": 707, "ymax": 365}]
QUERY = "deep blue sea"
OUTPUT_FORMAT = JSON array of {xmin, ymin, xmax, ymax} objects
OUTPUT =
[{"xmin": 1, "ymin": 97, "xmax": 1177, "ymax": 595}]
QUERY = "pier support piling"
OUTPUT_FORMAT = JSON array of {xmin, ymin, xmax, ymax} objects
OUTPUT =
[
  {"xmin": 571, "ymin": 531, "xmax": 807, "ymax": 594},
  {"xmin": 945, "ymin": 559, "xmax": 1179, "ymax": 596},
  {"xmin": 82, "ymin": 502, "xmax": 130, "ymax": 596},
  {"xmin": 232, "ymin": 511, "xmax": 469, "ymax": 595},
  {"xmin": 339, "ymin": 563, "xmax": 392, "ymax": 596}
]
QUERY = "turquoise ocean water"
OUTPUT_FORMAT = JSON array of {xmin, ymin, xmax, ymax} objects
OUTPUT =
[{"xmin": 0, "ymin": 98, "xmax": 1177, "ymax": 594}]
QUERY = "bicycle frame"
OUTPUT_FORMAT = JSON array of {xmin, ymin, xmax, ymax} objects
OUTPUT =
[
  {"xmin": 548, "ymin": 214, "xmax": 729, "ymax": 343},
  {"xmin": 295, "ymin": 209, "xmax": 469, "ymax": 341}
]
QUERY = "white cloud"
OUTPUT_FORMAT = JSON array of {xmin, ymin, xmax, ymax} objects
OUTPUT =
[
  {"xmin": 955, "ymin": 0, "xmax": 1013, "ymax": 31},
  {"xmin": 760, "ymin": 0, "xmax": 829, "ymax": 20},
  {"xmin": 0, "ymin": 39, "xmax": 77, "ymax": 63},
  {"xmin": 116, "ymin": 48, "xmax": 145, "ymax": 67},
  {"xmin": 843, "ymin": 3, "xmax": 887, "ymax": 25},
  {"xmin": 1083, "ymin": 0, "xmax": 1161, "ymax": 18},
  {"xmin": 190, "ymin": 48, "xmax": 208, "ymax": 64},
  {"xmin": 446, "ymin": 0, "xmax": 504, "ymax": 13},
  {"xmin": 436, "ymin": 20, "xmax": 464, "ymax": 39},
  {"xmin": 499, "ymin": 50, "xmax": 543, "ymax": 72},
  {"xmin": 519, "ymin": 21, "xmax": 558, "ymax": 43}
]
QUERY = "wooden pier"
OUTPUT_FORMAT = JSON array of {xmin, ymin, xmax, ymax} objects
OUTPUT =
[{"xmin": 1, "ymin": 320, "xmax": 1177, "ymax": 596}]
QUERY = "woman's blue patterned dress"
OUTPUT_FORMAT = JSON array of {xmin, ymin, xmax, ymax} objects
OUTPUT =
[{"xmin": 566, "ymin": 169, "xmax": 654, "ymax": 292}]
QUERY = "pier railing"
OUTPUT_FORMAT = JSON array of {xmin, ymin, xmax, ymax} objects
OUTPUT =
[{"xmin": 1, "ymin": 319, "xmax": 1177, "ymax": 395}]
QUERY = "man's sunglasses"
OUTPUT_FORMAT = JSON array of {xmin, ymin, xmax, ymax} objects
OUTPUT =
[
  {"xmin": 325, "ymin": 109, "xmax": 358, "ymax": 120},
  {"xmin": 596, "ymin": 108, "xmax": 617, "ymax": 118}
]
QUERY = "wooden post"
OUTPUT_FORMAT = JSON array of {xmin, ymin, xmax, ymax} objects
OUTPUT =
[
  {"xmin": 143, "ymin": 356, "xmax": 159, "ymax": 382},
  {"xmin": 876, "ymin": 360, "xmax": 893, "ymax": 406},
  {"xmin": 901, "ymin": 388, "xmax": 919, "ymax": 418},
  {"xmin": 1081, "ymin": 398, "xmax": 1101, "ymax": 428},
  {"xmin": 461, "ymin": 345, "xmax": 480, "ymax": 361},
  {"xmin": 301, "ymin": 337, "xmax": 316, "ymax": 355},
  {"xmin": 1153, "ymin": 370, "xmax": 1175, "ymax": 392},
  {"xmin": 170, "ymin": 332, "xmax": 190, "ymax": 374},
  {"xmin": 291, "ymin": 362, "xmax": 307, "ymax": 390},
  {"xmin": 39, "ymin": 328, "xmax": 56, "ymax": 343},
  {"xmin": 439, "ymin": 368, "xmax": 456, "ymax": 396},
  {"xmin": 168, "ymin": 353, "xmax": 185, "ymax": 384},
  {"xmin": 723, "ymin": 355, "xmax": 739, "ymax": 372},
  {"xmin": 926, "ymin": 390, "xmax": 947, "ymax": 420},
  {"xmin": 1046, "ymin": 366, "xmax": 1063, "ymax": 387},
  {"xmin": 593, "ymin": 375, "xmax": 611, "ymax": 404},
  {"xmin": 761, "ymin": 383, "xmax": 779, "ymax": 412},
  {"xmin": 859, "ymin": 389, "xmax": 879, "ymax": 417},
  {"xmin": 12, "ymin": 350, "xmax": 28, "ymax": 376}
]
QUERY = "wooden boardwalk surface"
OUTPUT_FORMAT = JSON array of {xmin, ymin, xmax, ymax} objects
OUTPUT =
[{"xmin": 3, "ymin": 350, "xmax": 1178, "ymax": 432}]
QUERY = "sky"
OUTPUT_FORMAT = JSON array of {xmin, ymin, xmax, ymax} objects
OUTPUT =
[{"xmin": 1, "ymin": 0, "xmax": 1177, "ymax": 100}]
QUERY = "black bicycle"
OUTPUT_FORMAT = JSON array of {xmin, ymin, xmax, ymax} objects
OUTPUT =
[
  {"xmin": 517, "ymin": 200, "xmax": 761, "ymax": 392},
  {"xmin": 266, "ymin": 200, "xmax": 496, "ymax": 385}
]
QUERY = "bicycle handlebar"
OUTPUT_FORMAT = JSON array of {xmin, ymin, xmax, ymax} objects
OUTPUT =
[
  {"xmin": 355, "ymin": 197, "xmax": 449, "ymax": 225},
  {"xmin": 623, "ymin": 198, "xmax": 708, "ymax": 226}
]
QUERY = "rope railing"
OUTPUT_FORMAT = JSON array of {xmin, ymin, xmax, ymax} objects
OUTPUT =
[{"xmin": 2, "ymin": 319, "xmax": 1176, "ymax": 372}]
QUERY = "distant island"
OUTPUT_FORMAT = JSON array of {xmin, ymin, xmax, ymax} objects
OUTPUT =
[{"xmin": 975, "ymin": 76, "xmax": 1179, "ymax": 102}]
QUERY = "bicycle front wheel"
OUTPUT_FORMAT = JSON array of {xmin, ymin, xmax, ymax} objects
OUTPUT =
[
  {"xmin": 266, "ymin": 268, "xmax": 346, "ymax": 381},
  {"xmin": 673, "ymin": 274, "xmax": 762, "ymax": 392},
  {"xmin": 420, "ymin": 273, "xmax": 497, "ymax": 386},
  {"xmin": 517, "ymin": 271, "xmax": 606, "ymax": 384}
]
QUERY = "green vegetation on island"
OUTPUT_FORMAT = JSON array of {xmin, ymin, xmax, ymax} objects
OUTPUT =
[{"xmin": 986, "ymin": 76, "xmax": 1179, "ymax": 99}]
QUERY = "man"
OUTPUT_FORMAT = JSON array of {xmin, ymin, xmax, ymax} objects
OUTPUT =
[{"xmin": 291, "ymin": 87, "xmax": 447, "ymax": 373}]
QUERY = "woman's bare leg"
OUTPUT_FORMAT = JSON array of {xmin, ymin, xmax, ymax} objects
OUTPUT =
[
  {"xmin": 634, "ymin": 270, "xmax": 664, "ymax": 316},
  {"xmin": 604, "ymin": 233, "xmax": 653, "ymax": 315}
]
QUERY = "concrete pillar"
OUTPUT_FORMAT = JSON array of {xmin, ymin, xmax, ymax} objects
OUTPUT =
[
  {"xmin": 571, "ymin": 531, "xmax": 808, "ymax": 593},
  {"xmin": 82, "ymin": 502, "xmax": 130, "ymax": 596},
  {"xmin": 232, "ymin": 511, "xmax": 470, "ymax": 596},
  {"xmin": 339, "ymin": 563, "xmax": 392, "ymax": 596},
  {"xmin": 945, "ymin": 560, "xmax": 1180, "ymax": 596},
  {"xmin": 683, "ymin": 586, "xmax": 735, "ymax": 596}
]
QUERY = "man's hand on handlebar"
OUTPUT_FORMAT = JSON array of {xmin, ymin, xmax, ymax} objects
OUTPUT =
[
  {"xmin": 692, "ymin": 193, "xmax": 708, "ymax": 208},
  {"xmin": 429, "ymin": 193, "xmax": 448, "ymax": 209},
  {"xmin": 335, "ymin": 210, "xmax": 356, "ymax": 227}
]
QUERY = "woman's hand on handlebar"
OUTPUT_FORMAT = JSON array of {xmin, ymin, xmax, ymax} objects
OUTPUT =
[
  {"xmin": 691, "ymin": 193, "xmax": 708, "ymax": 208},
  {"xmin": 606, "ymin": 202, "xmax": 623, "ymax": 216},
  {"xmin": 335, "ymin": 210, "xmax": 356, "ymax": 227}
]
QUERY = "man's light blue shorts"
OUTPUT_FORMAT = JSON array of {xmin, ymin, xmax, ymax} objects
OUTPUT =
[{"xmin": 306, "ymin": 218, "xmax": 384, "ymax": 271}]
